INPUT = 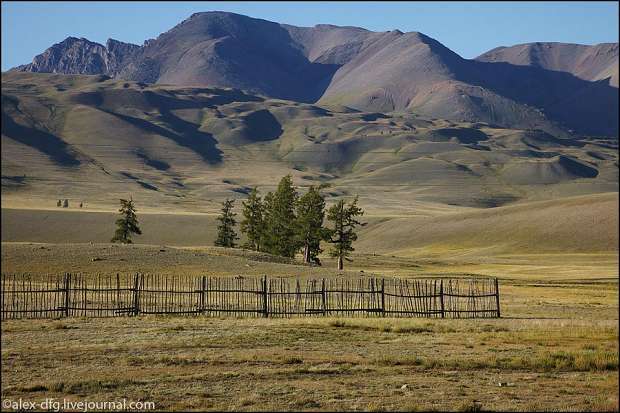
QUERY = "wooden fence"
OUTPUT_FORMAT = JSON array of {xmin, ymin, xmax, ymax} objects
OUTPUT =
[{"xmin": 1, "ymin": 274, "xmax": 500, "ymax": 319}]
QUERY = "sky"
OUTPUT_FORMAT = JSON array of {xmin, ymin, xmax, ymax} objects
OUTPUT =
[{"xmin": 2, "ymin": 1, "xmax": 618, "ymax": 71}]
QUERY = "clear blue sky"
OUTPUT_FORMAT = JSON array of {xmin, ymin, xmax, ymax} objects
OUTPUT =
[{"xmin": 2, "ymin": 1, "xmax": 618, "ymax": 71}]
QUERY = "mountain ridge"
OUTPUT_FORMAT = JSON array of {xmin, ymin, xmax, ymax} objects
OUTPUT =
[
  {"xmin": 8, "ymin": 11, "xmax": 620, "ymax": 136},
  {"xmin": 476, "ymin": 41, "xmax": 619, "ymax": 87}
]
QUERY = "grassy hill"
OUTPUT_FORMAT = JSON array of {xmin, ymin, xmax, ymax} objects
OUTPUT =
[
  {"xmin": 3, "ymin": 193, "xmax": 617, "ymax": 257},
  {"xmin": 2, "ymin": 72, "xmax": 617, "ymax": 216}
]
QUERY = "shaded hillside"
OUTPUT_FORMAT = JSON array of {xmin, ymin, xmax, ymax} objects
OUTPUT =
[
  {"xmin": 476, "ymin": 42, "xmax": 619, "ymax": 87},
  {"xmin": 10, "ymin": 12, "xmax": 619, "ymax": 136},
  {"xmin": 2, "ymin": 72, "xmax": 617, "ymax": 214}
]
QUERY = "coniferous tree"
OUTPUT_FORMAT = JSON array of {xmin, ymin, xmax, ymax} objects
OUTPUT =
[
  {"xmin": 240, "ymin": 188, "xmax": 265, "ymax": 251},
  {"xmin": 215, "ymin": 199, "xmax": 238, "ymax": 248},
  {"xmin": 327, "ymin": 196, "xmax": 365, "ymax": 270},
  {"xmin": 263, "ymin": 190, "xmax": 275, "ymax": 246},
  {"xmin": 296, "ymin": 185, "xmax": 328, "ymax": 265},
  {"xmin": 263, "ymin": 175, "xmax": 299, "ymax": 257},
  {"xmin": 111, "ymin": 198, "xmax": 142, "ymax": 244},
  {"xmin": 63, "ymin": 199, "xmax": 69, "ymax": 208},
  {"xmin": 57, "ymin": 199, "xmax": 62, "ymax": 207}
]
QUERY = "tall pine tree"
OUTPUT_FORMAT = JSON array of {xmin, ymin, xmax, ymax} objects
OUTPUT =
[
  {"xmin": 240, "ymin": 187, "xmax": 265, "ymax": 251},
  {"xmin": 327, "ymin": 196, "xmax": 365, "ymax": 270},
  {"xmin": 263, "ymin": 175, "xmax": 299, "ymax": 258},
  {"xmin": 215, "ymin": 199, "xmax": 238, "ymax": 248},
  {"xmin": 296, "ymin": 185, "xmax": 328, "ymax": 265},
  {"xmin": 111, "ymin": 198, "xmax": 142, "ymax": 244}
]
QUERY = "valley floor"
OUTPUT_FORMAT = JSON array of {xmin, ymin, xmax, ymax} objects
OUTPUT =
[
  {"xmin": 1, "ymin": 316, "xmax": 618, "ymax": 411},
  {"xmin": 1, "ymin": 241, "xmax": 618, "ymax": 411},
  {"xmin": 1, "ymin": 191, "xmax": 618, "ymax": 411}
]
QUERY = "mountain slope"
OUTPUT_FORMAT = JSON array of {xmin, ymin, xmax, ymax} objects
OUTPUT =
[
  {"xmin": 476, "ymin": 42, "xmax": 619, "ymax": 87},
  {"xmin": 10, "ymin": 12, "xmax": 619, "ymax": 136},
  {"xmin": 117, "ymin": 12, "xmax": 339, "ymax": 102},
  {"xmin": 2, "ymin": 72, "xmax": 617, "ymax": 215}
]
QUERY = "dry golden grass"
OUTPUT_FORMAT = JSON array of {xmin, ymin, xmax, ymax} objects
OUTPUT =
[
  {"xmin": 1, "ymin": 316, "xmax": 618, "ymax": 411},
  {"xmin": 1, "ymin": 188, "xmax": 617, "ymax": 411},
  {"xmin": 3, "ymin": 192, "xmax": 618, "ymax": 256},
  {"xmin": 2, "ymin": 240, "xmax": 617, "ymax": 283},
  {"xmin": 1, "ymin": 239, "xmax": 618, "ymax": 411}
]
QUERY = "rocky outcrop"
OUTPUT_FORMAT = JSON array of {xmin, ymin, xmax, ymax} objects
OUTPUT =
[{"xmin": 13, "ymin": 37, "xmax": 139, "ymax": 76}]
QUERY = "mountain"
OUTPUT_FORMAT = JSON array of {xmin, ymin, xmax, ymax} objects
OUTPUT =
[
  {"xmin": 9, "ymin": 12, "xmax": 619, "ymax": 137},
  {"xmin": 2, "ymin": 72, "xmax": 617, "ymax": 214},
  {"xmin": 9, "ymin": 12, "xmax": 618, "ymax": 136},
  {"xmin": 13, "ymin": 37, "xmax": 140, "ymax": 76},
  {"xmin": 476, "ymin": 42, "xmax": 619, "ymax": 87}
]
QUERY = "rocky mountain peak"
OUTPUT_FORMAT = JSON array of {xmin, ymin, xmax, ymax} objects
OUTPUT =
[{"xmin": 8, "ymin": 11, "xmax": 618, "ymax": 136}]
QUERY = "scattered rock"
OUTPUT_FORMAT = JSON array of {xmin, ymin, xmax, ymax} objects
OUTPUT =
[
  {"xmin": 400, "ymin": 384, "xmax": 409, "ymax": 390},
  {"xmin": 498, "ymin": 382, "xmax": 515, "ymax": 387},
  {"xmin": 91, "ymin": 257, "xmax": 103, "ymax": 262}
]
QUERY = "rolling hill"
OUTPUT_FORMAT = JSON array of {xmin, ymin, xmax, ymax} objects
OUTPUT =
[
  {"xmin": 2, "ymin": 193, "xmax": 617, "ymax": 259},
  {"xmin": 10, "ymin": 11, "xmax": 619, "ymax": 136},
  {"xmin": 2, "ymin": 72, "xmax": 617, "ymax": 216}
]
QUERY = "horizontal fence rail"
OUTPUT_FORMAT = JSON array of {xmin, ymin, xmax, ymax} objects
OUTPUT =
[{"xmin": 1, "ymin": 274, "xmax": 500, "ymax": 320}]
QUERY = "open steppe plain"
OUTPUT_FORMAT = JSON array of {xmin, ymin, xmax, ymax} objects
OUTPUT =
[{"xmin": 2, "ymin": 193, "xmax": 618, "ymax": 411}]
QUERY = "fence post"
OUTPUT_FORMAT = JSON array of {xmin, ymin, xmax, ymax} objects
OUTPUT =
[
  {"xmin": 200, "ymin": 276, "xmax": 206, "ymax": 314},
  {"xmin": 439, "ymin": 279, "xmax": 445, "ymax": 318},
  {"xmin": 494, "ymin": 278, "xmax": 500, "ymax": 318},
  {"xmin": 380, "ymin": 278, "xmax": 385, "ymax": 317},
  {"xmin": 116, "ymin": 273, "xmax": 120, "ymax": 312},
  {"xmin": 132, "ymin": 273, "xmax": 140, "ymax": 316},
  {"xmin": 262, "ymin": 276, "xmax": 268, "ymax": 318},
  {"xmin": 63, "ymin": 273, "xmax": 71, "ymax": 318},
  {"xmin": 321, "ymin": 278, "xmax": 326, "ymax": 316}
]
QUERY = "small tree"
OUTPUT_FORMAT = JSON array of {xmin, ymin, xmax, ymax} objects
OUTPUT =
[
  {"xmin": 111, "ymin": 198, "xmax": 142, "ymax": 244},
  {"xmin": 327, "ymin": 196, "xmax": 365, "ymax": 271},
  {"xmin": 57, "ymin": 199, "xmax": 62, "ymax": 207},
  {"xmin": 240, "ymin": 187, "xmax": 265, "ymax": 251},
  {"xmin": 263, "ymin": 175, "xmax": 299, "ymax": 258},
  {"xmin": 215, "ymin": 199, "xmax": 238, "ymax": 248},
  {"xmin": 63, "ymin": 199, "xmax": 69, "ymax": 208},
  {"xmin": 296, "ymin": 185, "xmax": 329, "ymax": 265}
]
